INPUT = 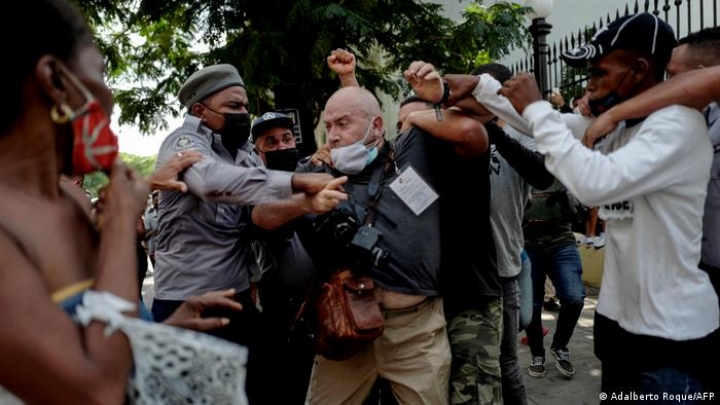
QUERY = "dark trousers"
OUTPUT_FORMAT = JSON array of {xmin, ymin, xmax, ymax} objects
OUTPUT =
[
  {"xmin": 595, "ymin": 312, "xmax": 718, "ymax": 405},
  {"xmin": 500, "ymin": 276, "xmax": 528, "ymax": 405},
  {"xmin": 152, "ymin": 291, "xmax": 264, "ymax": 403},
  {"xmin": 254, "ymin": 283, "xmax": 315, "ymax": 405},
  {"xmin": 526, "ymin": 243, "xmax": 585, "ymax": 357},
  {"xmin": 700, "ymin": 261, "xmax": 720, "ymax": 321}
]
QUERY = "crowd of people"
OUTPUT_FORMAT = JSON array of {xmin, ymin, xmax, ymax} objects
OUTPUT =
[{"xmin": 0, "ymin": 1, "xmax": 719, "ymax": 404}]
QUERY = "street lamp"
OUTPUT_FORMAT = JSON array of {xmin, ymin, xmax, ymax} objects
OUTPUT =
[{"xmin": 526, "ymin": 0, "xmax": 553, "ymax": 96}]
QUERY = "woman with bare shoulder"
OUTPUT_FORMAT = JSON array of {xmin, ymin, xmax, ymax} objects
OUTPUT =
[{"xmin": 0, "ymin": 1, "xmax": 248, "ymax": 404}]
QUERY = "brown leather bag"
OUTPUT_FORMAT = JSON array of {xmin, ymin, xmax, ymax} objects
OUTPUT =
[{"xmin": 313, "ymin": 268, "xmax": 384, "ymax": 361}]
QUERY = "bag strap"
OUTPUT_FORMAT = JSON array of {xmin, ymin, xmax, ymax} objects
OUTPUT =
[
  {"xmin": 290, "ymin": 145, "xmax": 395, "ymax": 337},
  {"xmin": 290, "ymin": 275, "xmax": 316, "ymax": 340},
  {"xmin": 363, "ymin": 147, "xmax": 395, "ymax": 226}
]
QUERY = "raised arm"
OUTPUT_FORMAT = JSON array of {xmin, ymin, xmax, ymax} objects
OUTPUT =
[
  {"xmin": 402, "ymin": 61, "xmax": 488, "ymax": 156},
  {"xmin": 405, "ymin": 108, "xmax": 488, "ymax": 156},
  {"xmin": 327, "ymin": 48, "xmax": 360, "ymax": 88},
  {"xmin": 584, "ymin": 64, "xmax": 720, "ymax": 146},
  {"xmin": 499, "ymin": 72, "xmax": 710, "ymax": 206}
]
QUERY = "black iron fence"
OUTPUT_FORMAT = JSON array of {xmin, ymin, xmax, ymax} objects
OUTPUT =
[{"xmin": 507, "ymin": 0, "xmax": 720, "ymax": 102}]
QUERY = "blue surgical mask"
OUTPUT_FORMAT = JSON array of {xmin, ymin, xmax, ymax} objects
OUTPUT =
[{"xmin": 331, "ymin": 117, "xmax": 381, "ymax": 174}]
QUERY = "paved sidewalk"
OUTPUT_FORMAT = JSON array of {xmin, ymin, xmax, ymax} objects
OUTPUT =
[{"xmin": 520, "ymin": 287, "xmax": 602, "ymax": 405}]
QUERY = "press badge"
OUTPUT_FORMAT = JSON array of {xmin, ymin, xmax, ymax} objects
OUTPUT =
[{"xmin": 389, "ymin": 165, "xmax": 439, "ymax": 216}]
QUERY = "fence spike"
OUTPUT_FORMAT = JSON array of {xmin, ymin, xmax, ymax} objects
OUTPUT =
[
  {"xmin": 624, "ymin": 4, "xmax": 630, "ymax": 16},
  {"xmin": 663, "ymin": 0, "xmax": 671, "ymax": 21},
  {"xmin": 653, "ymin": 0, "xmax": 660, "ymax": 15},
  {"xmin": 644, "ymin": 0, "xmax": 650, "ymax": 12},
  {"xmin": 634, "ymin": 0, "xmax": 640, "ymax": 13}
]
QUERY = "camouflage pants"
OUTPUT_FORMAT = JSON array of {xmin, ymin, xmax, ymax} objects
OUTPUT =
[{"xmin": 448, "ymin": 298, "xmax": 504, "ymax": 405}]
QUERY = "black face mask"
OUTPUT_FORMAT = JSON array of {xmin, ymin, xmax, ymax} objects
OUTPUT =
[
  {"xmin": 588, "ymin": 69, "xmax": 634, "ymax": 117},
  {"xmin": 218, "ymin": 112, "xmax": 251, "ymax": 152},
  {"xmin": 588, "ymin": 91, "xmax": 624, "ymax": 117},
  {"xmin": 263, "ymin": 148, "xmax": 299, "ymax": 171}
]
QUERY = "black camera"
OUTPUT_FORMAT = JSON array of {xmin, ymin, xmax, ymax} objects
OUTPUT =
[
  {"xmin": 350, "ymin": 225, "xmax": 391, "ymax": 268},
  {"xmin": 312, "ymin": 205, "xmax": 359, "ymax": 247},
  {"xmin": 312, "ymin": 204, "xmax": 391, "ymax": 269}
]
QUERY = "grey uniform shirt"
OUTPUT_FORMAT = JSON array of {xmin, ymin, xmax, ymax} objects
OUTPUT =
[
  {"xmin": 143, "ymin": 208, "xmax": 159, "ymax": 254},
  {"xmin": 489, "ymin": 125, "xmax": 535, "ymax": 278},
  {"xmin": 702, "ymin": 103, "xmax": 720, "ymax": 268},
  {"xmin": 153, "ymin": 115, "xmax": 293, "ymax": 300}
]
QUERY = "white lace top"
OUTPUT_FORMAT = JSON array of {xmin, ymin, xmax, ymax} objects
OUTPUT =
[{"xmin": 0, "ymin": 291, "xmax": 248, "ymax": 404}]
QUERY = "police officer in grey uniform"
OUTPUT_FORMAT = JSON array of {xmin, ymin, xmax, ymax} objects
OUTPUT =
[{"xmin": 151, "ymin": 64, "xmax": 332, "ymax": 359}]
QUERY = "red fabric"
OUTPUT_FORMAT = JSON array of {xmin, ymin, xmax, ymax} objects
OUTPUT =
[{"xmin": 72, "ymin": 100, "xmax": 119, "ymax": 175}]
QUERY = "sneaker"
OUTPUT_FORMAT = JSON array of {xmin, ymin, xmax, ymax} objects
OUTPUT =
[
  {"xmin": 528, "ymin": 356, "xmax": 546, "ymax": 378},
  {"xmin": 550, "ymin": 347, "xmax": 575, "ymax": 379},
  {"xmin": 585, "ymin": 236, "xmax": 596, "ymax": 247},
  {"xmin": 594, "ymin": 233, "xmax": 606, "ymax": 249},
  {"xmin": 543, "ymin": 298, "xmax": 561, "ymax": 312}
]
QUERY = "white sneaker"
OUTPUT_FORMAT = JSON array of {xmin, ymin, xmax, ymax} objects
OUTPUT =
[
  {"xmin": 594, "ymin": 233, "xmax": 606, "ymax": 249},
  {"xmin": 585, "ymin": 236, "xmax": 596, "ymax": 247}
]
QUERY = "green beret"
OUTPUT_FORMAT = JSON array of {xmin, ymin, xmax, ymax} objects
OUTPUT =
[{"xmin": 178, "ymin": 64, "xmax": 246, "ymax": 108}]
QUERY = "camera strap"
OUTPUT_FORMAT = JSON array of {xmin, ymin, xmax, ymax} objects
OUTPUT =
[
  {"xmin": 364, "ymin": 147, "xmax": 395, "ymax": 226},
  {"xmin": 290, "ymin": 146, "xmax": 395, "ymax": 336}
]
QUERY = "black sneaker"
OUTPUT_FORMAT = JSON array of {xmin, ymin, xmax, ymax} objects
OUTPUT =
[
  {"xmin": 543, "ymin": 298, "xmax": 561, "ymax": 312},
  {"xmin": 551, "ymin": 347, "xmax": 575, "ymax": 379},
  {"xmin": 528, "ymin": 356, "xmax": 545, "ymax": 378}
]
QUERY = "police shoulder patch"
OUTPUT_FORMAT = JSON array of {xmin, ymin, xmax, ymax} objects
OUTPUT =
[{"xmin": 173, "ymin": 136, "xmax": 195, "ymax": 150}]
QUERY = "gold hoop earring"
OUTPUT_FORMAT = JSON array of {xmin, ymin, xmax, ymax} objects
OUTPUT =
[{"xmin": 50, "ymin": 103, "xmax": 74, "ymax": 124}]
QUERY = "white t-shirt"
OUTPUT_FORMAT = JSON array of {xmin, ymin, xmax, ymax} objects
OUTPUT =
[{"xmin": 522, "ymin": 101, "xmax": 719, "ymax": 340}]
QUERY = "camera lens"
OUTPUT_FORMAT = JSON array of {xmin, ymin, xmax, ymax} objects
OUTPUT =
[{"xmin": 334, "ymin": 223, "xmax": 355, "ymax": 241}]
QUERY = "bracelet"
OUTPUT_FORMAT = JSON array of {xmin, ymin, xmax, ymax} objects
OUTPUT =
[
  {"xmin": 434, "ymin": 82, "xmax": 450, "ymax": 122},
  {"xmin": 439, "ymin": 81, "xmax": 450, "ymax": 105}
]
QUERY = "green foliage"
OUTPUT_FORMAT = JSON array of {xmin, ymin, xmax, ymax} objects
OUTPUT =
[
  {"xmin": 83, "ymin": 153, "xmax": 157, "ymax": 198},
  {"xmin": 75, "ymin": 0, "xmax": 529, "ymax": 141}
]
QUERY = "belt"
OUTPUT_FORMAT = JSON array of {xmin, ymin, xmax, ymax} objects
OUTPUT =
[{"xmin": 382, "ymin": 297, "xmax": 433, "ymax": 320}]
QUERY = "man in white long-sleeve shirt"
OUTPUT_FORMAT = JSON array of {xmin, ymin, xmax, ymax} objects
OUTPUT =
[{"xmin": 442, "ymin": 12, "xmax": 719, "ymax": 402}]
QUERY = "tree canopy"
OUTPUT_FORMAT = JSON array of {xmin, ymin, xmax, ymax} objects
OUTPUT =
[
  {"xmin": 76, "ymin": 0, "xmax": 529, "ymax": 155},
  {"xmin": 84, "ymin": 153, "xmax": 157, "ymax": 198}
]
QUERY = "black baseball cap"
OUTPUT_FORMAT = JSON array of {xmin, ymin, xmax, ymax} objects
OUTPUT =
[
  {"xmin": 251, "ymin": 112, "xmax": 294, "ymax": 141},
  {"xmin": 561, "ymin": 13, "xmax": 677, "ymax": 68}
]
